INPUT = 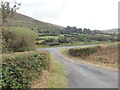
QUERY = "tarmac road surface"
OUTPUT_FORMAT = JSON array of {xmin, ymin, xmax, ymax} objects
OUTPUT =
[{"xmin": 38, "ymin": 45, "xmax": 118, "ymax": 88}]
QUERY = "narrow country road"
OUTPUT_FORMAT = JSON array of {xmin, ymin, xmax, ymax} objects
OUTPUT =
[{"xmin": 38, "ymin": 45, "xmax": 118, "ymax": 88}]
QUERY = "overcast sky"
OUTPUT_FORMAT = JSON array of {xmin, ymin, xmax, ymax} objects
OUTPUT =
[{"xmin": 6, "ymin": 0, "xmax": 119, "ymax": 30}]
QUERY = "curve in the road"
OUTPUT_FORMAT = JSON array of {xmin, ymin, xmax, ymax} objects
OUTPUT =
[{"xmin": 38, "ymin": 45, "xmax": 118, "ymax": 88}]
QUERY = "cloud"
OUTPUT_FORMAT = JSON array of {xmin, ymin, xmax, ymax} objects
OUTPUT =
[
  {"xmin": 6, "ymin": 0, "xmax": 119, "ymax": 30},
  {"xmin": 16, "ymin": 0, "xmax": 68, "ymax": 20}
]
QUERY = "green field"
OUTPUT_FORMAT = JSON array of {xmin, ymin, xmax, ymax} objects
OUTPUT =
[{"xmin": 39, "ymin": 36, "xmax": 59, "ymax": 39}]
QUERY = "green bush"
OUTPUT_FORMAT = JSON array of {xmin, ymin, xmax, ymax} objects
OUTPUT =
[
  {"xmin": 2, "ymin": 27, "xmax": 37, "ymax": 53},
  {"xmin": 58, "ymin": 37, "xmax": 69, "ymax": 43},
  {"xmin": 68, "ymin": 46, "xmax": 101, "ymax": 58},
  {"xmin": 2, "ymin": 50, "xmax": 51, "ymax": 88}
]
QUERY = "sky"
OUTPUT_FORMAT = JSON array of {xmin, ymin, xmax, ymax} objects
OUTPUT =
[{"xmin": 4, "ymin": 0, "xmax": 119, "ymax": 30}]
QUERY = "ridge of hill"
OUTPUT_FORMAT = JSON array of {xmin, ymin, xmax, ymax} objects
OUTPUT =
[{"xmin": 102, "ymin": 28, "xmax": 119, "ymax": 33}]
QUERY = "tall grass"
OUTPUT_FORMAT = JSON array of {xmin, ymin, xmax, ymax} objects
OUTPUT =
[{"xmin": 88, "ymin": 43, "xmax": 118, "ymax": 67}]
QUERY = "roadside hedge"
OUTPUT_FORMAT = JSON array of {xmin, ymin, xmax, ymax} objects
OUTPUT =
[
  {"xmin": 68, "ymin": 46, "xmax": 101, "ymax": 58},
  {"xmin": 2, "ymin": 50, "xmax": 50, "ymax": 88}
]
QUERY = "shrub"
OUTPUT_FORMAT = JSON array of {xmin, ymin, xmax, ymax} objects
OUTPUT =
[
  {"xmin": 2, "ymin": 50, "xmax": 51, "ymax": 88},
  {"xmin": 2, "ymin": 27, "xmax": 37, "ymax": 53},
  {"xmin": 58, "ymin": 37, "xmax": 69, "ymax": 43},
  {"xmin": 68, "ymin": 46, "xmax": 101, "ymax": 58}
]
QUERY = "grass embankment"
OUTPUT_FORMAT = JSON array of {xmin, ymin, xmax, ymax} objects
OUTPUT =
[
  {"xmin": 61, "ymin": 43, "xmax": 118, "ymax": 69},
  {"xmin": 31, "ymin": 54, "xmax": 67, "ymax": 88}
]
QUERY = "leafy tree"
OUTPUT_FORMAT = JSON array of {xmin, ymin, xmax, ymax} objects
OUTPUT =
[
  {"xmin": 73, "ymin": 26, "xmax": 78, "ymax": 32},
  {"xmin": 65, "ymin": 26, "xmax": 71, "ymax": 31},
  {"xmin": 78, "ymin": 28, "xmax": 82, "ymax": 33},
  {"xmin": 83, "ymin": 28, "xmax": 91, "ymax": 34},
  {"xmin": 92, "ymin": 30, "xmax": 103, "ymax": 34}
]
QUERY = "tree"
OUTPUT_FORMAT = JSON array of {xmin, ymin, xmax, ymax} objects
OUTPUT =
[
  {"xmin": 73, "ymin": 26, "xmax": 78, "ymax": 32},
  {"xmin": 1, "ymin": 1, "xmax": 21, "ymax": 26},
  {"xmin": 1, "ymin": 1, "xmax": 21, "ymax": 53},
  {"xmin": 65, "ymin": 26, "xmax": 71, "ymax": 31},
  {"xmin": 92, "ymin": 30, "xmax": 103, "ymax": 34},
  {"xmin": 83, "ymin": 28, "xmax": 91, "ymax": 34},
  {"xmin": 78, "ymin": 28, "xmax": 82, "ymax": 33}
]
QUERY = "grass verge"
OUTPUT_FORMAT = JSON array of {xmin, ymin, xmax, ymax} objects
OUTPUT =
[
  {"xmin": 31, "ymin": 54, "xmax": 67, "ymax": 88},
  {"xmin": 45, "ymin": 54, "xmax": 67, "ymax": 88}
]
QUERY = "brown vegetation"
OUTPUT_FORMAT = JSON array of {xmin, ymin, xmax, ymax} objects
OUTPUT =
[
  {"xmin": 31, "ymin": 70, "xmax": 51, "ymax": 88},
  {"xmin": 87, "ymin": 43, "xmax": 118, "ymax": 67},
  {"xmin": 66, "ymin": 43, "xmax": 118, "ymax": 68}
]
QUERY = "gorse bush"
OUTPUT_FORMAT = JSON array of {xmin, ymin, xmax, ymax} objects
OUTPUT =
[
  {"xmin": 2, "ymin": 27, "xmax": 37, "ymax": 53},
  {"xmin": 2, "ymin": 50, "xmax": 51, "ymax": 88},
  {"xmin": 68, "ymin": 46, "xmax": 101, "ymax": 58}
]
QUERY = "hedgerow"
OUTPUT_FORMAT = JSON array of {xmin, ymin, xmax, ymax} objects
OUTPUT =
[
  {"xmin": 2, "ymin": 50, "xmax": 50, "ymax": 88},
  {"xmin": 68, "ymin": 46, "xmax": 101, "ymax": 58}
]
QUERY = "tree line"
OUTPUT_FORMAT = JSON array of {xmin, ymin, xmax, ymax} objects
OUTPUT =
[{"xmin": 61, "ymin": 26, "xmax": 107, "ymax": 35}]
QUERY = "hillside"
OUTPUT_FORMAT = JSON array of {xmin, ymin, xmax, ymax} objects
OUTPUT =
[
  {"xmin": 102, "ymin": 28, "xmax": 119, "ymax": 33},
  {"xmin": 2, "ymin": 10, "xmax": 118, "ymax": 47},
  {"xmin": 6, "ymin": 12, "xmax": 64, "ymax": 31}
]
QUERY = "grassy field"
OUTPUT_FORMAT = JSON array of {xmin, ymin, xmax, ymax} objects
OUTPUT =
[
  {"xmin": 39, "ymin": 36, "xmax": 59, "ymax": 39},
  {"xmin": 61, "ymin": 42, "xmax": 118, "ymax": 69}
]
